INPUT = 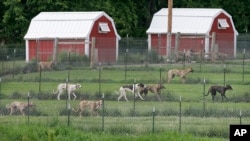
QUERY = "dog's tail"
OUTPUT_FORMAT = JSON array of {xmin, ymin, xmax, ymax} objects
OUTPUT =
[
  {"xmin": 5, "ymin": 104, "xmax": 11, "ymax": 109},
  {"xmin": 204, "ymin": 90, "xmax": 210, "ymax": 96},
  {"xmin": 72, "ymin": 105, "xmax": 80, "ymax": 113},
  {"xmin": 115, "ymin": 90, "xmax": 120, "ymax": 95},
  {"xmin": 53, "ymin": 90, "xmax": 58, "ymax": 95}
]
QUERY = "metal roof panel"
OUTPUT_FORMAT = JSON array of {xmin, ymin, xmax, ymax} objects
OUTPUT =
[
  {"xmin": 24, "ymin": 11, "xmax": 120, "ymax": 39},
  {"xmin": 147, "ymin": 8, "xmax": 237, "ymax": 35}
]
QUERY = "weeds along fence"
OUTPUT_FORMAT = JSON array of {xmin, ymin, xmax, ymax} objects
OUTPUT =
[
  {"xmin": 0, "ymin": 34, "xmax": 250, "ymax": 138},
  {"xmin": 1, "ymin": 97, "xmax": 250, "ymax": 138}
]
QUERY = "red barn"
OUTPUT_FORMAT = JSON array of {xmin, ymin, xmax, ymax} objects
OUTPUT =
[
  {"xmin": 146, "ymin": 8, "xmax": 238, "ymax": 59},
  {"xmin": 24, "ymin": 11, "xmax": 120, "ymax": 64}
]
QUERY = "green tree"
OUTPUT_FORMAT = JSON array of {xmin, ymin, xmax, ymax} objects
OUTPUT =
[
  {"xmin": 0, "ymin": 0, "xmax": 249, "ymax": 43},
  {"xmin": 2, "ymin": 0, "xmax": 28, "ymax": 43},
  {"xmin": 2, "ymin": 0, "xmax": 69, "ymax": 43}
]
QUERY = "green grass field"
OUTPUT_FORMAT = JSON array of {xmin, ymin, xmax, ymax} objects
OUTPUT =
[{"xmin": 0, "ymin": 61, "xmax": 250, "ymax": 140}]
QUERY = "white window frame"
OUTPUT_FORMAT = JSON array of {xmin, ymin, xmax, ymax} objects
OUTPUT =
[
  {"xmin": 218, "ymin": 19, "xmax": 229, "ymax": 29},
  {"xmin": 98, "ymin": 22, "xmax": 110, "ymax": 33}
]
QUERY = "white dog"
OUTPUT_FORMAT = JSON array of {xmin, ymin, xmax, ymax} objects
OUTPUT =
[
  {"xmin": 6, "ymin": 101, "xmax": 36, "ymax": 116},
  {"xmin": 73, "ymin": 100, "xmax": 102, "ymax": 117},
  {"xmin": 116, "ymin": 83, "xmax": 145, "ymax": 102},
  {"xmin": 53, "ymin": 83, "xmax": 81, "ymax": 100}
]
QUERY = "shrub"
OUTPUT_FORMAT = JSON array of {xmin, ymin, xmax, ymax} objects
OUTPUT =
[
  {"xmin": 230, "ymin": 92, "xmax": 250, "ymax": 102},
  {"xmin": 9, "ymin": 91, "xmax": 23, "ymax": 99}
]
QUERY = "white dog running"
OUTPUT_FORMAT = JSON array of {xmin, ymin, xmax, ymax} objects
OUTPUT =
[
  {"xmin": 116, "ymin": 83, "xmax": 145, "ymax": 102},
  {"xmin": 53, "ymin": 83, "xmax": 81, "ymax": 100}
]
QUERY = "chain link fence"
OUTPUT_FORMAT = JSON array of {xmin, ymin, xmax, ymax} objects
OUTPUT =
[
  {"xmin": 0, "ymin": 34, "xmax": 250, "ymax": 138},
  {"xmin": 1, "ymin": 97, "xmax": 249, "ymax": 138}
]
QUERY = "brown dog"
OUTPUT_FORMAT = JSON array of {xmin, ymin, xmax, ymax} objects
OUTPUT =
[
  {"xmin": 167, "ymin": 67, "xmax": 194, "ymax": 83},
  {"xmin": 140, "ymin": 84, "xmax": 165, "ymax": 101},
  {"xmin": 6, "ymin": 101, "xmax": 36, "ymax": 116},
  {"xmin": 38, "ymin": 61, "xmax": 54, "ymax": 71},
  {"xmin": 205, "ymin": 85, "xmax": 233, "ymax": 102},
  {"xmin": 73, "ymin": 100, "xmax": 102, "ymax": 117}
]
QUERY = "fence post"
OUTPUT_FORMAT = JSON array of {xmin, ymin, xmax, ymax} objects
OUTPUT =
[
  {"xmin": 133, "ymin": 79, "xmax": 136, "ymax": 117},
  {"xmin": 199, "ymin": 48, "xmax": 203, "ymax": 72},
  {"xmin": 175, "ymin": 32, "xmax": 180, "ymax": 61},
  {"xmin": 240, "ymin": 110, "xmax": 242, "ymax": 125},
  {"xmin": 39, "ymin": 65, "xmax": 41, "ymax": 92},
  {"xmin": 12, "ymin": 49, "xmax": 16, "ymax": 79},
  {"xmin": 90, "ymin": 37, "xmax": 96, "ymax": 69},
  {"xmin": 242, "ymin": 49, "xmax": 245, "ymax": 82},
  {"xmin": 179, "ymin": 96, "xmax": 182, "ymax": 133},
  {"xmin": 52, "ymin": 38, "xmax": 58, "ymax": 63},
  {"xmin": 183, "ymin": 49, "xmax": 185, "ymax": 69},
  {"xmin": 99, "ymin": 62, "xmax": 102, "ymax": 98},
  {"xmin": 67, "ymin": 51, "xmax": 71, "ymax": 82},
  {"xmin": 152, "ymin": 107, "xmax": 155, "ymax": 133},
  {"xmin": 67, "ymin": 101, "xmax": 70, "ymax": 126},
  {"xmin": 211, "ymin": 32, "xmax": 216, "ymax": 62},
  {"xmin": 66, "ymin": 78, "xmax": 70, "ymax": 100},
  {"xmin": 160, "ymin": 64, "xmax": 162, "ymax": 84},
  {"xmin": 1, "ymin": 45, "xmax": 4, "ymax": 73},
  {"xmin": 125, "ymin": 49, "xmax": 128, "ymax": 81},
  {"xmin": 0, "ymin": 78, "xmax": 2, "ymax": 95},
  {"xmin": 27, "ymin": 92, "xmax": 30, "ymax": 124},
  {"xmin": 223, "ymin": 64, "xmax": 226, "ymax": 86},
  {"xmin": 102, "ymin": 93, "xmax": 105, "ymax": 131},
  {"xmin": 203, "ymin": 78, "xmax": 206, "ymax": 117}
]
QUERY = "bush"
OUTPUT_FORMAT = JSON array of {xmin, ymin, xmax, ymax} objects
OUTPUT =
[{"xmin": 230, "ymin": 92, "xmax": 250, "ymax": 102}]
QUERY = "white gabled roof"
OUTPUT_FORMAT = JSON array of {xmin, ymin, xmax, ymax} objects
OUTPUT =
[
  {"xmin": 24, "ymin": 11, "xmax": 120, "ymax": 39},
  {"xmin": 146, "ymin": 8, "xmax": 238, "ymax": 35}
]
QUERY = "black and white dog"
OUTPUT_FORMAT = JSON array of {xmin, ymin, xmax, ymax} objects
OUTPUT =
[{"xmin": 116, "ymin": 83, "xmax": 145, "ymax": 102}]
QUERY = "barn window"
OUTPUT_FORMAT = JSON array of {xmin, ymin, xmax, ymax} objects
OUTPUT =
[
  {"xmin": 218, "ymin": 19, "xmax": 229, "ymax": 29},
  {"xmin": 99, "ymin": 23, "xmax": 110, "ymax": 33}
]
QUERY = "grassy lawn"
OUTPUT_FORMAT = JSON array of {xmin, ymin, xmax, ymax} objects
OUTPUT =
[{"xmin": 0, "ymin": 61, "xmax": 250, "ymax": 140}]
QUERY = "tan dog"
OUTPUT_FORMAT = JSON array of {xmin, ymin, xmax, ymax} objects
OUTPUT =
[
  {"xmin": 6, "ymin": 101, "xmax": 36, "ymax": 116},
  {"xmin": 38, "ymin": 61, "xmax": 54, "ymax": 71},
  {"xmin": 140, "ymin": 84, "xmax": 165, "ymax": 101},
  {"xmin": 167, "ymin": 67, "xmax": 194, "ymax": 83},
  {"xmin": 73, "ymin": 100, "xmax": 102, "ymax": 117}
]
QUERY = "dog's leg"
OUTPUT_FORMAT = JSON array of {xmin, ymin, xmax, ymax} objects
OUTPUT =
[
  {"xmin": 9, "ymin": 108, "xmax": 14, "ymax": 115},
  {"xmin": 67, "ymin": 91, "xmax": 71, "ymax": 100},
  {"xmin": 118, "ymin": 93, "xmax": 124, "ymax": 102},
  {"xmin": 212, "ymin": 94, "xmax": 215, "ymax": 103},
  {"xmin": 79, "ymin": 110, "xmax": 83, "ymax": 118},
  {"xmin": 118, "ymin": 89, "xmax": 128, "ymax": 102},
  {"xmin": 72, "ymin": 92, "xmax": 77, "ymax": 100},
  {"xmin": 167, "ymin": 76, "xmax": 171, "ymax": 83},
  {"xmin": 117, "ymin": 91, "xmax": 123, "ymax": 102},
  {"xmin": 136, "ymin": 92, "xmax": 144, "ymax": 100},
  {"xmin": 156, "ymin": 93, "xmax": 162, "ymax": 101},
  {"xmin": 222, "ymin": 94, "xmax": 228, "ymax": 102},
  {"xmin": 224, "ymin": 94, "xmax": 229, "ymax": 101},
  {"xmin": 181, "ymin": 77, "xmax": 186, "ymax": 83},
  {"xmin": 57, "ymin": 91, "xmax": 62, "ymax": 100},
  {"xmin": 122, "ymin": 90, "xmax": 129, "ymax": 102},
  {"xmin": 20, "ymin": 108, "xmax": 25, "ymax": 116}
]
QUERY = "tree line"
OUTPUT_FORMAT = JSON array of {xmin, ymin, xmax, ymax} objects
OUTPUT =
[{"xmin": 0, "ymin": 0, "xmax": 249, "ymax": 44}]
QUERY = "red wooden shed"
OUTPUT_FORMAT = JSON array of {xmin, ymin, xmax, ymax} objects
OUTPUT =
[
  {"xmin": 24, "ymin": 11, "xmax": 120, "ymax": 64},
  {"xmin": 146, "ymin": 8, "xmax": 238, "ymax": 59}
]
